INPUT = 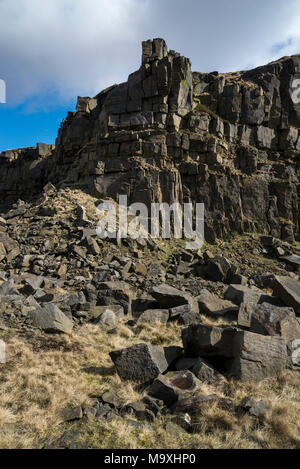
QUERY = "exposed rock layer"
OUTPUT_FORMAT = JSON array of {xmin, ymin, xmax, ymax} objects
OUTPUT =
[{"xmin": 1, "ymin": 39, "xmax": 300, "ymax": 242}]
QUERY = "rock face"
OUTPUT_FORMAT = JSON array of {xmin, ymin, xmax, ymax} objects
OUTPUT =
[{"xmin": 0, "ymin": 38, "xmax": 299, "ymax": 243}]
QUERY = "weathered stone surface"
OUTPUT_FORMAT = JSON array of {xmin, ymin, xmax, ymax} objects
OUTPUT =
[
  {"xmin": 29, "ymin": 304, "xmax": 74, "ymax": 334},
  {"xmin": 229, "ymin": 331, "xmax": 287, "ymax": 382},
  {"xmin": 280, "ymin": 255, "xmax": 300, "ymax": 271},
  {"xmin": 109, "ymin": 343, "xmax": 181, "ymax": 383},
  {"xmin": 62, "ymin": 406, "xmax": 83, "ymax": 422},
  {"xmin": 192, "ymin": 358, "xmax": 225, "ymax": 384},
  {"xmin": 182, "ymin": 324, "xmax": 287, "ymax": 382},
  {"xmin": 182, "ymin": 324, "xmax": 237, "ymax": 358},
  {"xmin": 148, "ymin": 371, "xmax": 199, "ymax": 407},
  {"xmin": 272, "ymin": 276, "xmax": 300, "ymax": 314},
  {"xmin": 137, "ymin": 309, "xmax": 169, "ymax": 324},
  {"xmin": 149, "ymin": 284, "xmax": 198, "ymax": 312},
  {"xmin": 197, "ymin": 289, "xmax": 238, "ymax": 316},
  {"xmin": 97, "ymin": 281, "xmax": 134, "ymax": 314},
  {"xmin": 225, "ymin": 284, "xmax": 278, "ymax": 306},
  {"xmin": 238, "ymin": 302, "xmax": 300, "ymax": 341}
]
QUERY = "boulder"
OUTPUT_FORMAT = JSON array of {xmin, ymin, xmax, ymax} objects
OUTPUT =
[
  {"xmin": 137, "ymin": 309, "xmax": 169, "ymax": 325},
  {"xmin": 205, "ymin": 256, "xmax": 236, "ymax": 283},
  {"xmin": 62, "ymin": 406, "xmax": 83, "ymax": 422},
  {"xmin": 149, "ymin": 284, "xmax": 198, "ymax": 312},
  {"xmin": 182, "ymin": 324, "xmax": 237, "ymax": 358},
  {"xmin": 192, "ymin": 358, "xmax": 225, "ymax": 384},
  {"xmin": 291, "ymin": 339, "xmax": 300, "ymax": 366},
  {"xmin": 197, "ymin": 289, "xmax": 238, "ymax": 316},
  {"xmin": 281, "ymin": 255, "xmax": 300, "ymax": 271},
  {"xmin": 272, "ymin": 276, "xmax": 300, "ymax": 314},
  {"xmin": 229, "ymin": 330, "xmax": 287, "ymax": 382},
  {"xmin": 109, "ymin": 343, "xmax": 181, "ymax": 383},
  {"xmin": 238, "ymin": 302, "xmax": 300, "ymax": 341},
  {"xmin": 29, "ymin": 304, "xmax": 74, "ymax": 334},
  {"xmin": 182, "ymin": 324, "xmax": 288, "ymax": 382},
  {"xmin": 147, "ymin": 371, "xmax": 200, "ymax": 407},
  {"xmin": 97, "ymin": 281, "xmax": 134, "ymax": 314},
  {"xmin": 225, "ymin": 284, "xmax": 279, "ymax": 306}
]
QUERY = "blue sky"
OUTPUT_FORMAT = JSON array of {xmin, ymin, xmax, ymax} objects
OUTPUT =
[{"xmin": 1, "ymin": 0, "xmax": 300, "ymax": 152}]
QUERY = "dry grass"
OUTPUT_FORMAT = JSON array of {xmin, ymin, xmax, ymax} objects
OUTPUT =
[{"xmin": 0, "ymin": 320, "xmax": 299, "ymax": 449}]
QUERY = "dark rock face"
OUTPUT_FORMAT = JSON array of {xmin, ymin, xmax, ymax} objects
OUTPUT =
[
  {"xmin": 0, "ymin": 38, "xmax": 299, "ymax": 242},
  {"xmin": 109, "ymin": 342, "xmax": 182, "ymax": 383}
]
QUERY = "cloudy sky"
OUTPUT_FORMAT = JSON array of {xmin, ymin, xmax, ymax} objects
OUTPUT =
[{"xmin": 1, "ymin": 0, "xmax": 300, "ymax": 150}]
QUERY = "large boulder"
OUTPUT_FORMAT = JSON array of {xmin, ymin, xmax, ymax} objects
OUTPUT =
[
  {"xmin": 205, "ymin": 256, "xmax": 237, "ymax": 283},
  {"xmin": 229, "ymin": 330, "xmax": 287, "ymax": 382},
  {"xmin": 137, "ymin": 309, "xmax": 169, "ymax": 325},
  {"xmin": 149, "ymin": 284, "xmax": 198, "ymax": 312},
  {"xmin": 182, "ymin": 324, "xmax": 287, "ymax": 382},
  {"xmin": 238, "ymin": 302, "xmax": 300, "ymax": 341},
  {"xmin": 29, "ymin": 304, "xmax": 74, "ymax": 334},
  {"xmin": 109, "ymin": 343, "xmax": 182, "ymax": 383},
  {"xmin": 272, "ymin": 276, "xmax": 300, "ymax": 314}
]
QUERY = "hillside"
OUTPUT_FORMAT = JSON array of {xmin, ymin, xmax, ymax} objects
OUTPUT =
[{"xmin": 0, "ymin": 39, "xmax": 299, "ymax": 449}]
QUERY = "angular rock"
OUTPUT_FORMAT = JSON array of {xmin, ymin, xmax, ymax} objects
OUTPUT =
[
  {"xmin": 29, "ymin": 304, "xmax": 74, "ymax": 334},
  {"xmin": 238, "ymin": 302, "xmax": 300, "ymax": 341},
  {"xmin": 148, "ymin": 371, "xmax": 199, "ymax": 407},
  {"xmin": 109, "ymin": 343, "xmax": 180, "ymax": 383},
  {"xmin": 62, "ymin": 406, "xmax": 83, "ymax": 422},
  {"xmin": 170, "ymin": 395, "xmax": 219, "ymax": 415},
  {"xmin": 137, "ymin": 309, "xmax": 169, "ymax": 325},
  {"xmin": 0, "ymin": 279, "xmax": 19, "ymax": 297},
  {"xmin": 149, "ymin": 284, "xmax": 198, "ymax": 312},
  {"xmin": 192, "ymin": 358, "xmax": 225, "ymax": 384},
  {"xmin": 197, "ymin": 289, "xmax": 238, "ymax": 316},
  {"xmin": 280, "ymin": 255, "xmax": 300, "ymax": 271},
  {"xmin": 225, "ymin": 284, "xmax": 279, "ymax": 306},
  {"xmin": 272, "ymin": 276, "xmax": 300, "ymax": 314},
  {"xmin": 97, "ymin": 281, "xmax": 134, "ymax": 315},
  {"xmin": 182, "ymin": 324, "xmax": 288, "ymax": 382}
]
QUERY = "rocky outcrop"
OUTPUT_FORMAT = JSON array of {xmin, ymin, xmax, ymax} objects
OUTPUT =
[{"xmin": 0, "ymin": 38, "xmax": 299, "ymax": 242}]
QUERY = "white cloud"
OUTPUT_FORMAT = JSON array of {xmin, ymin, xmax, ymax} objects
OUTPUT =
[
  {"xmin": 1, "ymin": 0, "xmax": 300, "ymax": 108},
  {"xmin": 0, "ymin": 0, "xmax": 149, "ymax": 104}
]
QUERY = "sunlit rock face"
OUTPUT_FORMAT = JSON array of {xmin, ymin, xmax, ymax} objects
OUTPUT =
[{"xmin": 1, "ymin": 39, "xmax": 299, "ymax": 243}]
